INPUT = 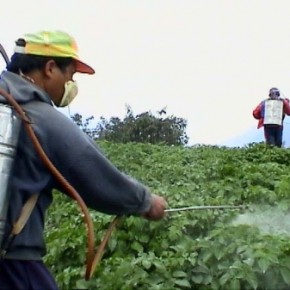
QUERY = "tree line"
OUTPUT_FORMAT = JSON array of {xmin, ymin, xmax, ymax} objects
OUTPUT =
[{"xmin": 70, "ymin": 105, "xmax": 189, "ymax": 146}]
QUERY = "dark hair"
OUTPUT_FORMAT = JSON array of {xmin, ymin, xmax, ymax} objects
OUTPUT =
[{"xmin": 7, "ymin": 53, "xmax": 74, "ymax": 74}]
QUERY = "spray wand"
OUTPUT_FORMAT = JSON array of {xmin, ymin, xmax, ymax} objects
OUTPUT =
[{"xmin": 165, "ymin": 205, "xmax": 245, "ymax": 213}]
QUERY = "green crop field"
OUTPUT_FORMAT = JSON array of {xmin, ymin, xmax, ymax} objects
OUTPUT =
[{"xmin": 44, "ymin": 141, "xmax": 290, "ymax": 290}]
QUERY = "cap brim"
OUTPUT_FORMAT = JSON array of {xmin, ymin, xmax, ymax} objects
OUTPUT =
[{"xmin": 75, "ymin": 59, "xmax": 95, "ymax": 74}]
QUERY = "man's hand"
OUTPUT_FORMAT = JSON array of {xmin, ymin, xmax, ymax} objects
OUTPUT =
[{"xmin": 142, "ymin": 194, "xmax": 168, "ymax": 221}]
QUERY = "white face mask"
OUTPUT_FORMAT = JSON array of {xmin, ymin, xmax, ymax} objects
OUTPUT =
[{"xmin": 58, "ymin": 80, "xmax": 78, "ymax": 107}]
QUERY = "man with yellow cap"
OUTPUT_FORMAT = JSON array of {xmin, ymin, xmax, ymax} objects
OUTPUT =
[{"xmin": 0, "ymin": 31, "xmax": 167, "ymax": 290}]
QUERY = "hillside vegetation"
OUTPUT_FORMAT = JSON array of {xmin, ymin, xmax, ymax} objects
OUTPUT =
[{"xmin": 44, "ymin": 142, "xmax": 290, "ymax": 290}]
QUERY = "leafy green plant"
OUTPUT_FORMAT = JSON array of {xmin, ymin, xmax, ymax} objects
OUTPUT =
[{"xmin": 44, "ymin": 142, "xmax": 290, "ymax": 289}]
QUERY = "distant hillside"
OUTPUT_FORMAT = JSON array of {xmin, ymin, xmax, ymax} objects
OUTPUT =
[{"xmin": 222, "ymin": 122, "xmax": 290, "ymax": 148}]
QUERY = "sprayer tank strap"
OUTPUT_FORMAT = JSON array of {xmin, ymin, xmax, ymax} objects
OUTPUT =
[
  {"xmin": 12, "ymin": 193, "xmax": 39, "ymax": 235},
  {"xmin": 1, "ymin": 193, "xmax": 39, "ymax": 258}
]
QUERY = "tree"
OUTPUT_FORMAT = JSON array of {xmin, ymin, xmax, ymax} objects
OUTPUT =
[
  {"xmin": 71, "ymin": 105, "xmax": 189, "ymax": 146},
  {"xmin": 70, "ymin": 113, "xmax": 97, "ymax": 139}
]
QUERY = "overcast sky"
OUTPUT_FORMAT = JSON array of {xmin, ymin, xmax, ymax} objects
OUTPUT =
[{"xmin": 2, "ymin": 0, "xmax": 290, "ymax": 145}]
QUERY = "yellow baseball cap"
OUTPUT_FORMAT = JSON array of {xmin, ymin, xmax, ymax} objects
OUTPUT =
[{"xmin": 14, "ymin": 30, "xmax": 95, "ymax": 74}]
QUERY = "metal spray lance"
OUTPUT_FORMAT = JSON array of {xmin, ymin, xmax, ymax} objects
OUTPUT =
[{"xmin": 165, "ymin": 205, "xmax": 245, "ymax": 213}]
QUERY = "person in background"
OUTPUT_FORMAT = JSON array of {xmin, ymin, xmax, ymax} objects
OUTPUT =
[
  {"xmin": 253, "ymin": 87, "xmax": 290, "ymax": 147},
  {"xmin": 0, "ymin": 30, "xmax": 167, "ymax": 290}
]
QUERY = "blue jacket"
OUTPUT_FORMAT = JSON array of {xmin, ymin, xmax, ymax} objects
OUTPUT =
[{"xmin": 0, "ymin": 71, "xmax": 152, "ymax": 260}]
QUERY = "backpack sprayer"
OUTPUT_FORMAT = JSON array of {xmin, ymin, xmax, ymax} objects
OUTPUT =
[
  {"xmin": 0, "ymin": 45, "xmax": 22, "ymax": 253},
  {"xmin": 0, "ymin": 43, "xmax": 245, "ymax": 280},
  {"xmin": 0, "ymin": 44, "xmax": 9, "ymax": 65}
]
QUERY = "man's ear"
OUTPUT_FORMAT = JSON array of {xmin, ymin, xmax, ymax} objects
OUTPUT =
[{"xmin": 43, "ymin": 60, "xmax": 57, "ymax": 78}]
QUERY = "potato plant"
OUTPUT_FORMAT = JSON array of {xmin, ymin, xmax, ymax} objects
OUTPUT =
[{"xmin": 44, "ymin": 142, "xmax": 290, "ymax": 289}]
